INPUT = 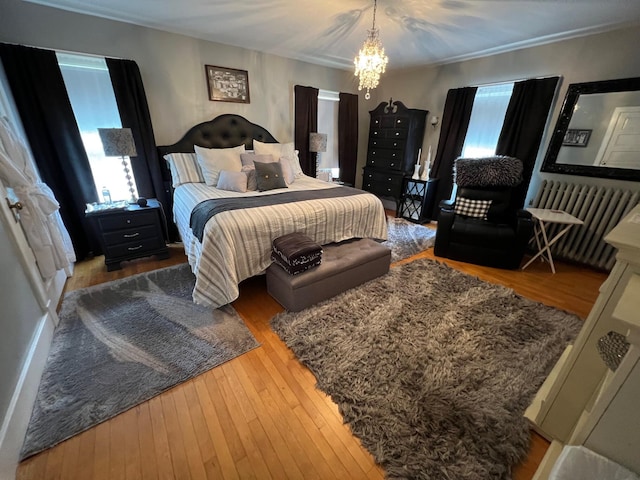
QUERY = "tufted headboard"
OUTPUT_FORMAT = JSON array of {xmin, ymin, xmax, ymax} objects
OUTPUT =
[
  {"xmin": 157, "ymin": 113, "xmax": 278, "ymax": 185},
  {"xmin": 156, "ymin": 114, "xmax": 279, "ymax": 239}
]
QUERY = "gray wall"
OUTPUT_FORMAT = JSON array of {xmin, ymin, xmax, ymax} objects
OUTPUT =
[
  {"xmin": 363, "ymin": 25, "xmax": 640, "ymax": 201},
  {"xmin": 0, "ymin": 0, "xmax": 357, "ymax": 146},
  {"xmin": 2, "ymin": 0, "xmax": 639, "ymax": 198}
]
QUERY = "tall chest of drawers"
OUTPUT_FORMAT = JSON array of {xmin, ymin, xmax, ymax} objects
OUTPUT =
[{"xmin": 363, "ymin": 99, "xmax": 427, "ymax": 201}]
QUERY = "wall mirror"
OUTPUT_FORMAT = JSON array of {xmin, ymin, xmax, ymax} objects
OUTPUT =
[{"xmin": 541, "ymin": 77, "xmax": 640, "ymax": 181}]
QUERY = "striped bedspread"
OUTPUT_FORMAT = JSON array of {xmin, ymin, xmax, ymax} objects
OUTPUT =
[{"xmin": 173, "ymin": 176, "xmax": 388, "ymax": 307}]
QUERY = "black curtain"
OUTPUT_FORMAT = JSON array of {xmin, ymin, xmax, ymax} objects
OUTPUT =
[
  {"xmin": 106, "ymin": 58, "xmax": 176, "ymax": 241},
  {"xmin": 496, "ymin": 76, "xmax": 559, "ymax": 209},
  {"xmin": 338, "ymin": 92, "xmax": 358, "ymax": 186},
  {"xmin": 430, "ymin": 86, "xmax": 477, "ymax": 219},
  {"xmin": 0, "ymin": 43, "xmax": 98, "ymax": 259},
  {"xmin": 294, "ymin": 85, "xmax": 318, "ymax": 177}
]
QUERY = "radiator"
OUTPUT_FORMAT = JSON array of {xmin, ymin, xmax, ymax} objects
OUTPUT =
[{"xmin": 531, "ymin": 180, "xmax": 640, "ymax": 271}]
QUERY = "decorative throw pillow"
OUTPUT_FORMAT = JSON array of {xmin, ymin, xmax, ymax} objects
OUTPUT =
[
  {"xmin": 254, "ymin": 160, "xmax": 288, "ymax": 191},
  {"xmin": 242, "ymin": 165, "xmax": 258, "ymax": 191},
  {"xmin": 455, "ymin": 197, "xmax": 492, "ymax": 219},
  {"xmin": 279, "ymin": 157, "xmax": 296, "ymax": 185},
  {"xmin": 216, "ymin": 170, "xmax": 248, "ymax": 193},
  {"xmin": 164, "ymin": 153, "xmax": 205, "ymax": 187},
  {"xmin": 240, "ymin": 153, "xmax": 275, "ymax": 167},
  {"xmin": 254, "ymin": 140, "xmax": 303, "ymax": 177},
  {"xmin": 195, "ymin": 144, "xmax": 245, "ymax": 186}
]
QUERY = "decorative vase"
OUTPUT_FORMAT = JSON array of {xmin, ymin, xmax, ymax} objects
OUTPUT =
[{"xmin": 412, "ymin": 164, "xmax": 421, "ymax": 179}]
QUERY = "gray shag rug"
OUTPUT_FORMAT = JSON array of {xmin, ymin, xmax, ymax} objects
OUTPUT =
[
  {"xmin": 21, "ymin": 263, "xmax": 259, "ymax": 460},
  {"xmin": 383, "ymin": 217, "xmax": 436, "ymax": 262},
  {"xmin": 271, "ymin": 258, "xmax": 582, "ymax": 479}
]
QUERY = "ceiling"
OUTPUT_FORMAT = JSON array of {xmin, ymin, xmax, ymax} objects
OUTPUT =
[{"xmin": 27, "ymin": 0, "xmax": 640, "ymax": 70}]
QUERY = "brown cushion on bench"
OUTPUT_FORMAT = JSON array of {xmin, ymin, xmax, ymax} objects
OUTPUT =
[{"xmin": 272, "ymin": 232, "xmax": 322, "ymax": 267}]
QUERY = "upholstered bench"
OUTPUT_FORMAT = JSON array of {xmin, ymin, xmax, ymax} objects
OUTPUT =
[{"xmin": 266, "ymin": 238, "xmax": 391, "ymax": 311}]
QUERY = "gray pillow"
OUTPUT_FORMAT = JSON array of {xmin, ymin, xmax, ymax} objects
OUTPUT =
[
  {"xmin": 240, "ymin": 153, "xmax": 275, "ymax": 167},
  {"xmin": 254, "ymin": 161, "xmax": 288, "ymax": 191},
  {"xmin": 216, "ymin": 170, "xmax": 248, "ymax": 192}
]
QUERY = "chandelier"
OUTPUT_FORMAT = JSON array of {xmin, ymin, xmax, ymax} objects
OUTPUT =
[{"xmin": 354, "ymin": 0, "xmax": 389, "ymax": 100}]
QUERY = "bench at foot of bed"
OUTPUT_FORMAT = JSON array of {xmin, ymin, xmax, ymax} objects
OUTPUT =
[{"xmin": 266, "ymin": 238, "xmax": 391, "ymax": 312}]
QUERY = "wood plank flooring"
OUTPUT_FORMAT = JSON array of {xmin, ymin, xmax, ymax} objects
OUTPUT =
[{"xmin": 17, "ymin": 234, "xmax": 607, "ymax": 480}]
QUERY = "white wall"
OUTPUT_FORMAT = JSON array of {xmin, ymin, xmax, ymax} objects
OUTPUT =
[{"xmin": 362, "ymin": 25, "xmax": 640, "ymax": 200}]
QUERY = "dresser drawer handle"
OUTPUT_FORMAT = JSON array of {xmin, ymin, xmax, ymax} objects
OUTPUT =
[
  {"xmin": 390, "ymin": 163, "xmax": 395, "ymax": 167},
  {"xmin": 388, "ymin": 178, "xmax": 392, "ymax": 181},
  {"xmin": 126, "ymin": 219, "xmax": 131, "ymax": 224},
  {"xmin": 371, "ymin": 160, "xmax": 375, "ymax": 164},
  {"xmin": 387, "ymin": 188, "xmax": 391, "ymax": 192},
  {"xmin": 395, "ymin": 132, "xmax": 399, "ymax": 136},
  {"xmin": 128, "ymin": 245, "xmax": 143, "ymax": 251},
  {"xmin": 123, "ymin": 232, "xmax": 140, "ymax": 238}
]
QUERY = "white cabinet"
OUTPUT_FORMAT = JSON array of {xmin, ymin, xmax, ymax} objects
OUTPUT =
[{"xmin": 527, "ymin": 204, "xmax": 640, "ymax": 478}]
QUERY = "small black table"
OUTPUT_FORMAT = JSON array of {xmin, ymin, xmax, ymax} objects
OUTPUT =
[
  {"xmin": 86, "ymin": 198, "xmax": 169, "ymax": 271},
  {"xmin": 396, "ymin": 178, "xmax": 439, "ymax": 224}
]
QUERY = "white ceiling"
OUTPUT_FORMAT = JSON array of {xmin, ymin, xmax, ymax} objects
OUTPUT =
[{"xmin": 26, "ymin": 0, "xmax": 640, "ymax": 70}]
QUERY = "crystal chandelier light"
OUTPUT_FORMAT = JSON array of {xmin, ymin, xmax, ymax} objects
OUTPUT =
[{"xmin": 354, "ymin": 0, "xmax": 389, "ymax": 100}]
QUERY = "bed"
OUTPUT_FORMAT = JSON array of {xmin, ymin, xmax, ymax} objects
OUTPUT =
[{"xmin": 157, "ymin": 114, "xmax": 388, "ymax": 308}]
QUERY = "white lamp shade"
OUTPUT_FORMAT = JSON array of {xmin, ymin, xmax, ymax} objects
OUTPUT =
[
  {"xmin": 309, "ymin": 133, "xmax": 327, "ymax": 153},
  {"xmin": 98, "ymin": 128, "xmax": 137, "ymax": 157}
]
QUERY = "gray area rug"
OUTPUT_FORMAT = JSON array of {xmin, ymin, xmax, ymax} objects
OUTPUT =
[
  {"xmin": 383, "ymin": 217, "xmax": 436, "ymax": 262},
  {"xmin": 271, "ymin": 258, "xmax": 582, "ymax": 479},
  {"xmin": 21, "ymin": 263, "xmax": 259, "ymax": 460}
]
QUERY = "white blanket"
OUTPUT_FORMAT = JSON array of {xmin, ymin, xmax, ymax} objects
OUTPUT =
[{"xmin": 173, "ymin": 176, "xmax": 388, "ymax": 307}]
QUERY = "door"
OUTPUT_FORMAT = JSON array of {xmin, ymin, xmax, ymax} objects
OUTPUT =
[
  {"xmin": 595, "ymin": 106, "xmax": 640, "ymax": 169},
  {"xmin": 0, "ymin": 180, "xmax": 56, "ymax": 479}
]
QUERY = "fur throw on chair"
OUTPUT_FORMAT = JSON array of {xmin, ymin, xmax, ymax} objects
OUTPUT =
[{"xmin": 454, "ymin": 156, "xmax": 523, "ymax": 188}]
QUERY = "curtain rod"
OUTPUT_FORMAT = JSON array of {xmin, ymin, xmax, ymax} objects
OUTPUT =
[
  {"xmin": 1, "ymin": 41, "xmax": 128, "ymax": 61},
  {"xmin": 469, "ymin": 74, "xmax": 562, "ymax": 89}
]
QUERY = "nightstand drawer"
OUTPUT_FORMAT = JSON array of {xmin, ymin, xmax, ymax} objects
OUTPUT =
[
  {"xmin": 98, "ymin": 210, "xmax": 157, "ymax": 231},
  {"xmin": 102, "ymin": 224, "xmax": 159, "ymax": 246},
  {"xmin": 104, "ymin": 237, "xmax": 165, "ymax": 259}
]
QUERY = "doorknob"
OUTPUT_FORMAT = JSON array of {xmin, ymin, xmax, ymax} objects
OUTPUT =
[
  {"xmin": 6, "ymin": 198, "xmax": 23, "ymax": 210},
  {"xmin": 5, "ymin": 197, "xmax": 23, "ymax": 222}
]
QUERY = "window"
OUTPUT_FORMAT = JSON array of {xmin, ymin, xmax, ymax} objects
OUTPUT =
[
  {"xmin": 57, "ymin": 52, "xmax": 138, "ymax": 202},
  {"xmin": 317, "ymin": 89, "xmax": 340, "ymax": 179},
  {"xmin": 461, "ymin": 82, "xmax": 514, "ymax": 158}
]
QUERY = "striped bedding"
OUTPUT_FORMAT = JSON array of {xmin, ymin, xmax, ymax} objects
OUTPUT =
[{"xmin": 173, "ymin": 175, "xmax": 388, "ymax": 307}]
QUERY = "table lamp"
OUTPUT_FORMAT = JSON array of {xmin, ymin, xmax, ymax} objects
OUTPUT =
[
  {"xmin": 309, "ymin": 132, "xmax": 327, "ymax": 178},
  {"xmin": 98, "ymin": 127, "xmax": 138, "ymax": 203}
]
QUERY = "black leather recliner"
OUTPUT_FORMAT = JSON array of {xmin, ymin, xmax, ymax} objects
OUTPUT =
[{"xmin": 434, "ymin": 156, "xmax": 534, "ymax": 270}]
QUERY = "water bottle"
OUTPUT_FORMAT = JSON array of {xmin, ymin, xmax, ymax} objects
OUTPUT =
[{"xmin": 101, "ymin": 187, "xmax": 112, "ymax": 204}]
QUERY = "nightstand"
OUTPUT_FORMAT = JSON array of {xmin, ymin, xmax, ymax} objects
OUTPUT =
[
  {"xmin": 397, "ymin": 178, "xmax": 439, "ymax": 223},
  {"xmin": 86, "ymin": 199, "xmax": 169, "ymax": 271}
]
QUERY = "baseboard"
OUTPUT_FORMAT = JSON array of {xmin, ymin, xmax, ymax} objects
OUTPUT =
[{"xmin": 0, "ymin": 313, "xmax": 54, "ymax": 480}]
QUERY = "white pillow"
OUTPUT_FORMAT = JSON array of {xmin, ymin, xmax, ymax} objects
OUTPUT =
[
  {"xmin": 254, "ymin": 140, "xmax": 303, "ymax": 177},
  {"xmin": 279, "ymin": 157, "xmax": 296, "ymax": 185},
  {"xmin": 195, "ymin": 144, "xmax": 245, "ymax": 186},
  {"xmin": 164, "ymin": 153, "xmax": 204, "ymax": 187},
  {"xmin": 216, "ymin": 170, "xmax": 247, "ymax": 193}
]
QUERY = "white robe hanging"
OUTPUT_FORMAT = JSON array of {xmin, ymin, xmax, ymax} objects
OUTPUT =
[{"xmin": 0, "ymin": 117, "xmax": 75, "ymax": 279}]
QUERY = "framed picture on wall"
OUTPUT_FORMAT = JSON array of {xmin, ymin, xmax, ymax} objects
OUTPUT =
[
  {"xmin": 205, "ymin": 65, "xmax": 250, "ymax": 103},
  {"xmin": 562, "ymin": 129, "xmax": 592, "ymax": 147}
]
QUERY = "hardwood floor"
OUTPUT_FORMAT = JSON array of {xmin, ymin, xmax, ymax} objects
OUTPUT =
[{"xmin": 18, "ymin": 237, "xmax": 606, "ymax": 480}]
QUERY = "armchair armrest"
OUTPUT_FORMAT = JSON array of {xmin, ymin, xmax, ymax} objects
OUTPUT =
[{"xmin": 515, "ymin": 209, "xmax": 534, "ymax": 243}]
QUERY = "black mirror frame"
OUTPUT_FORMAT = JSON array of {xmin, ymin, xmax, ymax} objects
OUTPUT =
[{"xmin": 541, "ymin": 77, "xmax": 640, "ymax": 182}]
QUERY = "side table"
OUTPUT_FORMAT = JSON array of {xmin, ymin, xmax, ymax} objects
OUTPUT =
[
  {"xmin": 86, "ymin": 198, "xmax": 169, "ymax": 271},
  {"xmin": 396, "ymin": 177, "xmax": 439, "ymax": 224},
  {"xmin": 522, "ymin": 208, "xmax": 584, "ymax": 273}
]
